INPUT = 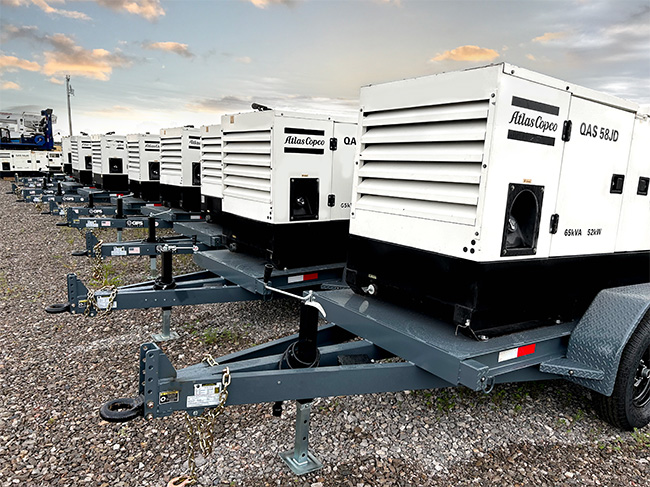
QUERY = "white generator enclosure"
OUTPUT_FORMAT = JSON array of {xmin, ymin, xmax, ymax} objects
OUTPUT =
[
  {"xmin": 127, "ymin": 134, "xmax": 161, "ymax": 201},
  {"xmin": 200, "ymin": 124, "xmax": 223, "ymax": 220},
  {"xmin": 160, "ymin": 126, "xmax": 201, "ymax": 211},
  {"xmin": 46, "ymin": 151, "xmax": 63, "ymax": 173},
  {"xmin": 61, "ymin": 136, "xmax": 72, "ymax": 174},
  {"xmin": 0, "ymin": 151, "xmax": 10, "ymax": 174},
  {"xmin": 91, "ymin": 134, "xmax": 129, "ymax": 191},
  {"xmin": 220, "ymin": 109, "xmax": 357, "ymax": 268},
  {"xmin": 346, "ymin": 63, "xmax": 650, "ymax": 336},
  {"xmin": 1, "ymin": 150, "xmax": 36, "ymax": 174},
  {"xmin": 71, "ymin": 135, "xmax": 93, "ymax": 184}
]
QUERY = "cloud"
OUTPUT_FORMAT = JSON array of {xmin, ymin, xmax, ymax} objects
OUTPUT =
[
  {"xmin": 374, "ymin": 0, "xmax": 401, "ymax": 5},
  {"xmin": 2, "ymin": 0, "xmax": 165, "ymax": 21},
  {"xmin": 532, "ymin": 32, "xmax": 568, "ymax": 43},
  {"xmin": 3, "ymin": 25, "xmax": 134, "ymax": 81},
  {"xmin": 235, "ymin": 56, "xmax": 252, "ymax": 64},
  {"xmin": 186, "ymin": 95, "xmax": 253, "ymax": 113},
  {"xmin": 143, "ymin": 41, "xmax": 194, "ymax": 58},
  {"xmin": 48, "ymin": 76, "xmax": 64, "ymax": 84},
  {"xmin": 1, "ymin": 80, "xmax": 21, "ymax": 90},
  {"xmin": 2, "ymin": 0, "xmax": 91, "ymax": 19},
  {"xmin": 245, "ymin": 0, "xmax": 297, "ymax": 8},
  {"xmin": 526, "ymin": 54, "xmax": 536, "ymax": 61},
  {"xmin": 87, "ymin": 105, "xmax": 135, "ymax": 117},
  {"xmin": 0, "ymin": 55, "xmax": 41, "ymax": 72},
  {"xmin": 430, "ymin": 45, "xmax": 500, "ymax": 62},
  {"xmin": 41, "ymin": 33, "xmax": 134, "ymax": 80},
  {"xmin": 0, "ymin": 24, "xmax": 41, "ymax": 43},
  {"xmin": 94, "ymin": 0, "xmax": 165, "ymax": 21}
]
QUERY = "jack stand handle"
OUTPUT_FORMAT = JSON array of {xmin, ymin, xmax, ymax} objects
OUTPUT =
[
  {"xmin": 71, "ymin": 250, "xmax": 89, "ymax": 257},
  {"xmin": 146, "ymin": 216, "xmax": 157, "ymax": 243},
  {"xmin": 264, "ymin": 263, "xmax": 273, "ymax": 283},
  {"xmin": 45, "ymin": 302, "xmax": 71, "ymax": 314},
  {"xmin": 99, "ymin": 395, "xmax": 144, "ymax": 422},
  {"xmin": 115, "ymin": 196, "xmax": 124, "ymax": 219},
  {"xmin": 153, "ymin": 249, "xmax": 176, "ymax": 290}
]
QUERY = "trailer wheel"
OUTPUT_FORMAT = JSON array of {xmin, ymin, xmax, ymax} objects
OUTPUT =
[{"xmin": 593, "ymin": 313, "xmax": 650, "ymax": 430}]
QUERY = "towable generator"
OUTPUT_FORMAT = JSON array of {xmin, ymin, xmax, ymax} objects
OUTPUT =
[{"xmin": 346, "ymin": 63, "xmax": 650, "ymax": 337}]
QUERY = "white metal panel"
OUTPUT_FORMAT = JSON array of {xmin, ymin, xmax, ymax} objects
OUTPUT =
[
  {"xmin": 271, "ymin": 115, "xmax": 334, "ymax": 223},
  {"xmin": 550, "ymin": 97, "xmax": 635, "ymax": 256},
  {"xmin": 221, "ymin": 110, "xmax": 356, "ymax": 224},
  {"xmin": 476, "ymin": 73, "xmax": 571, "ymax": 260},
  {"xmin": 160, "ymin": 126, "xmax": 200, "ymax": 187},
  {"xmin": 127, "ymin": 134, "xmax": 140, "ymax": 181},
  {"xmin": 200, "ymin": 124, "xmax": 222, "ymax": 199},
  {"xmin": 615, "ymin": 114, "xmax": 650, "ymax": 252},
  {"xmin": 46, "ymin": 151, "xmax": 63, "ymax": 171},
  {"xmin": 10, "ymin": 150, "xmax": 33, "ymax": 171},
  {"xmin": 330, "ymin": 121, "xmax": 358, "ymax": 220}
]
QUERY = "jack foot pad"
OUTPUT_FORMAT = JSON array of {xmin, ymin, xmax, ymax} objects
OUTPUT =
[
  {"xmin": 279, "ymin": 449, "xmax": 323, "ymax": 476},
  {"xmin": 151, "ymin": 330, "xmax": 179, "ymax": 342}
]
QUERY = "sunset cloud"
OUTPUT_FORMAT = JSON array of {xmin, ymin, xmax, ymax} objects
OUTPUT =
[
  {"xmin": 1, "ymin": 80, "xmax": 22, "ymax": 90},
  {"xmin": 48, "ymin": 76, "xmax": 64, "ymax": 84},
  {"xmin": 94, "ymin": 0, "xmax": 165, "ymax": 21},
  {"xmin": 0, "ymin": 55, "xmax": 41, "ymax": 72},
  {"xmin": 430, "ymin": 45, "xmax": 500, "ymax": 62},
  {"xmin": 532, "ymin": 32, "xmax": 568, "ymax": 43},
  {"xmin": 143, "ymin": 41, "xmax": 194, "ymax": 58},
  {"xmin": 41, "ymin": 33, "xmax": 134, "ymax": 80}
]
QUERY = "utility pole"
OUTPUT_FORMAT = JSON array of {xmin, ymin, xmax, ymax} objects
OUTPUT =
[{"xmin": 66, "ymin": 75, "xmax": 74, "ymax": 136}]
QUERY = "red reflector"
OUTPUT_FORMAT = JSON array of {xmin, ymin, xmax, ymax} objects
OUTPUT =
[
  {"xmin": 154, "ymin": 203, "xmax": 162, "ymax": 206},
  {"xmin": 303, "ymin": 273, "xmax": 319, "ymax": 281},
  {"xmin": 517, "ymin": 343, "xmax": 536, "ymax": 357}
]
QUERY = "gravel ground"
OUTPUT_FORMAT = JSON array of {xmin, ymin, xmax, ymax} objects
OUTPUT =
[{"xmin": 0, "ymin": 178, "xmax": 648, "ymax": 487}]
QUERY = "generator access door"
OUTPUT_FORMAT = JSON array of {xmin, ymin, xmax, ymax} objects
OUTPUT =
[{"xmin": 549, "ymin": 97, "xmax": 635, "ymax": 257}]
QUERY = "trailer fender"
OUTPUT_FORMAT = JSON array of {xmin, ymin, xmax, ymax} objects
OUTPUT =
[{"xmin": 540, "ymin": 283, "xmax": 650, "ymax": 396}]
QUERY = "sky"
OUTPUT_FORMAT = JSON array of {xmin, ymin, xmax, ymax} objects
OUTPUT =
[{"xmin": 1, "ymin": 0, "xmax": 649, "ymax": 138}]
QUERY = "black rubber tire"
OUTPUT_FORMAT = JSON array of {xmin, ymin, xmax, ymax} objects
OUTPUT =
[
  {"xmin": 44, "ymin": 302, "xmax": 71, "ymax": 314},
  {"xmin": 99, "ymin": 395, "xmax": 144, "ymax": 422},
  {"xmin": 593, "ymin": 312, "xmax": 650, "ymax": 430}
]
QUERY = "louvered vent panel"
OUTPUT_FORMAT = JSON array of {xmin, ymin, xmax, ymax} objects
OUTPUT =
[
  {"xmin": 222, "ymin": 129, "xmax": 272, "ymax": 203},
  {"xmin": 357, "ymin": 100, "xmax": 489, "ymax": 225},
  {"xmin": 71, "ymin": 140, "xmax": 79, "ymax": 165},
  {"xmin": 91, "ymin": 139, "xmax": 101, "ymax": 172},
  {"xmin": 161, "ymin": 136, "xmax": 182, "ymax": 178},
  {"xmin": 201, "ymin": 132, "xmax": 222, "ymax": 192},
  {"xmin": 127, "ymin": 140, "xmax": 140, "ymax": 180}
]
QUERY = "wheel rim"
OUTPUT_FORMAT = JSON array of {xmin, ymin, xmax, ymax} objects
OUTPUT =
[{"xmin": 633, "ymin": 346, "xmax": 650, "ymax": 408}]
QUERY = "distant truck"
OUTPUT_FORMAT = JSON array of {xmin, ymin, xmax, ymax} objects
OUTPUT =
[{"xmin": 0, "ymin": 109, "xmax": 56, "ymax": 151}]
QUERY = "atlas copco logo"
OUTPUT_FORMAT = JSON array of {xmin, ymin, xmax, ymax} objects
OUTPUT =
[
  {"xmin": 144, "ymin": 143, "xmax": 160, "ymax": 150},
  {"xmin": 284, "ymin": 135, "xmax": 325, "ymax": 147},
  {"xmin": 508, "ymin": 111, "xmax": 558, "ymax": 133}
]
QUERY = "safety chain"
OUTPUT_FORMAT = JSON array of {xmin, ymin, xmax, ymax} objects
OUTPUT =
[
  {"xmin": 83, "ymin": 284, "xmax": 118, "ymax": 317},
  {"xmin": 92, "ymin": 236, "xmax": 104, "ymax": 281},
  {"xmin": 170, "ymin": 366, "xmax": 231, "ymax": 486}
]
